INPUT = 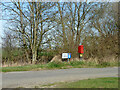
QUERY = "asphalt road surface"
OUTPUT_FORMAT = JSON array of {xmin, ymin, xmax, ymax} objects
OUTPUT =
[{"xmin": 2, "ymin": 67, "xmax": 118, "ymax": 88}]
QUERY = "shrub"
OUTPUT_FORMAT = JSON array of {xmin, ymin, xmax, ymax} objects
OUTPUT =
[
  {"xmin": 86, "ymin": 61, "xmax": 97, "ymax": 66},
  {"xmin": 38, "ymin": 52, "xmax": 55, "ymax": 57},
  {"xmin": 46, "ymin": 61, "xmax": 64, "ymax": 69},
  {"xmin": 70, "ymin": 61, "xmax": 85, "ymax": 66},
  {"xmin": 100, "ymin": 62, "xmax": 111, "ymax": 67}
]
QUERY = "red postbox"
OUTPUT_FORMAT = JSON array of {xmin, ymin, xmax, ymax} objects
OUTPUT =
[{"xmin": 78, "ymin": 45, "xmax": 84, "ymax": 53}]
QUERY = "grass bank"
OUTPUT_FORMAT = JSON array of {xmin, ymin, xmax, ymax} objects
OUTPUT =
[
  {"xmin": 1, "ymin": 60, "xmax": 118, "ymax": 72},
  {"xmin": 38, "ymin": 77, "xmax": 118, "ymax": 88}
]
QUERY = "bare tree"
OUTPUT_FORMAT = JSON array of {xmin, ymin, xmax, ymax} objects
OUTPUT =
[
  {"xmin": 2, "ymin": 1, "xmax": 57, "ymax": 63},
  {"xmin": 2, "ymin": 30, "xmax": 16, "ymax": 65},
  {"xmin": 82, "ymin": 2, "xmax": 118, "ymax": 60},
  {"xmin": 54, "ymin": 2, "xmax": 102, "ymax": 57}
]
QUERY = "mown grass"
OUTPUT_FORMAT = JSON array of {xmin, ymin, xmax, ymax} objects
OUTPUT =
[
  {"xmin": 1, "ymin": 60, "xmax": 118, "ymax": 72},
  {"xmin": 51, "ymin": 77, "xmax": 118, "ymax": 88}
]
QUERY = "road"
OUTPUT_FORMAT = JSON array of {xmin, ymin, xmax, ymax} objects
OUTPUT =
[{"xmin": 2, "ymin": 67, "xmax": 118, "ymax": 88}]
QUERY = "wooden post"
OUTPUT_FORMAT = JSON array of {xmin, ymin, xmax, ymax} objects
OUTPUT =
[{"xmin": 80, "ymin": 53, "xmax": 83, "ymax": 61}]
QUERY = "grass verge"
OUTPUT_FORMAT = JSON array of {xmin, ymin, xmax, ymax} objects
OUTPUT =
[
  {"xmin": 39, "ymin": 77, "xmax": 118, "ymax": 88},
  {"xmin": 1, "ymin": 60, "xmax": 118, "ymax": 72}
]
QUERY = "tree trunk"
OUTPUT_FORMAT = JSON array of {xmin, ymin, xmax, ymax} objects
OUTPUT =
[
  {"xmin": 57, "ymin": 3, "xmax": 67, "ymax": 51},
  {"xmin": 32, "ymin": 47, "xmax": 37, "ymax": 64},
  {"xmin": 25, "ymin": 51, "xmax": 29, "ymax": 63}
]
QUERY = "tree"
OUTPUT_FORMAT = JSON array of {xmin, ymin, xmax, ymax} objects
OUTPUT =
[
  {"xmin": 2, "ymin": 2, "xmax": 118, "ymax": 64},
  {"xmin": 82, "ymin": 2, "xmax": 118, "ymax": 60},
  {"xmin": 2, "ymin": 1, "xmax": 57, "ymax": 63},
  {"xmin": 2, "ymin": 30, "xmax": 16, "ymax": 65},
  {"xmin": 54, "ymin": 2, "xmax": 103, "ymax": 57}
]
